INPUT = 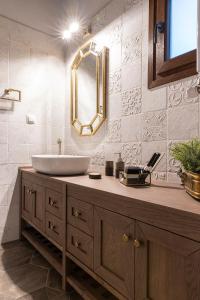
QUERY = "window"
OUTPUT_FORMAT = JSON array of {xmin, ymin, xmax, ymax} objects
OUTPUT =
[{"xmin": 148, "ymin": 0, "xmax": 197, "ymax": 89}]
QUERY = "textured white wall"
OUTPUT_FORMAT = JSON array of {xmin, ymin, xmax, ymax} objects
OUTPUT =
[
  {"xmin": 0, "ymin": 15, "xmax": 65, "ymax": 244},
  {"xmin": 64, "ymin": 0, "xmax": 200, "ymax": 183}
]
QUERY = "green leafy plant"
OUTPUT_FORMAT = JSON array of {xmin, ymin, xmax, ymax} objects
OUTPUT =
[{"xmin": 170, "ymin": 139, "xmax": 200, "ymax": 174}]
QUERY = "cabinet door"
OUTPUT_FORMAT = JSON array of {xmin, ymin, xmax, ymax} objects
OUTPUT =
[
  {"xmin": 135, "ymin": 221, "xmax": 200, "ymax": 300},
  {"xmin": 22, "ymin": 180, "xmax": 33, "ymax": 222},
  {"xmin": 31, "ymin": 184, "xmax": 45, "ymax": 232},
  {"xmin": 94, "ymin": 207, "xmax": 135, "ymax": 299}
]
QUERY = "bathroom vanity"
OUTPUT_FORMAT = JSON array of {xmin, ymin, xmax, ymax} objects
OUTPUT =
[{"xmin": 19, "ymin": 167, "xmax": 200, "ymax": 300}]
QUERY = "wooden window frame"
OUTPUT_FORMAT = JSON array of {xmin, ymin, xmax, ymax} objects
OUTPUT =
[{"xmin": 148, "ymin": 0, "xmax": 197, "ymax": 89}]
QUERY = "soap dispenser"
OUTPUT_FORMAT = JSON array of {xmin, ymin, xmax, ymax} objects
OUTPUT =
[{"xmin": 115, "ymin": 153, "xmax": 124, "ymax": 179}]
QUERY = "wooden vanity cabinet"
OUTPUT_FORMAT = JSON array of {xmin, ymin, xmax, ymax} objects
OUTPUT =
[
  {"xmin": 22, "ymin": 179, "xmax": 45, "ymax": 231},
  {"xmin": 94, "ymin": 207, "xmax": 135, "ymax": 299},
  {"xmin": 20, "ymin": 169, "xmax": 200, "ymax": 300},
  {"xmin": 135, "ymin": 222, "xmax": 200, "ymax": 300}
]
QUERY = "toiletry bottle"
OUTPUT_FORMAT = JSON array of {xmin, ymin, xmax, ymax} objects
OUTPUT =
[
  {"xmin": 115, "ymin": 153, "xmax": 124, "ymax": 179},
  {"xmin": 105, "ymin": 161, "xmax": 114, "ymax": 176}
]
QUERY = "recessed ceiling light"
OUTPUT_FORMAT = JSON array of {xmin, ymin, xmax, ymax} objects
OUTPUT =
[
  {"xmin": 62, "ymin": 30, "xmax": 71, "ymax": 40},
  {"xmin": 69, "ymin": 22, "xmax": 79, "ymax": 33}
]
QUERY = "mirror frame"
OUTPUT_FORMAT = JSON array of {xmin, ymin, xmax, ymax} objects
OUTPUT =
[{"xmin": 71, "ymin": 41, "xmax": 108, "ymax": 136}]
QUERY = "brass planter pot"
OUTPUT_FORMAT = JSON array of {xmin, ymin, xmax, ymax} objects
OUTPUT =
[{"xmin": 184, "ymin": 171, "xmax": 200, "ymax": 200}]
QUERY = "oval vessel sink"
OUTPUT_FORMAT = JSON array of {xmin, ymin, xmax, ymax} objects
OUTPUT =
[{"xmin": 32, "ymin": 155, "xmax": 90, "ymax": 175}]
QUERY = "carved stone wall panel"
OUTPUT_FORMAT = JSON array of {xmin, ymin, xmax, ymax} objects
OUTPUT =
[
  {"xmin": 91, "ymin": 150, "xmax": 105, "ymax": 166},
  {"xmin": 152, "ymin": 172, "xmax": 167, "ymax": 181},
  {"xmin": 168, "ymin": 75, "xmax": 200, "ymax": 108},
  {"xmin": 121, "ymin": 142, "xmax": 141, "ymax": 165},
  {"xmin": 167, "ymin": 141, "xmax": 182, "ymax": 173},
  {"xmin": 107, "ymin": 18, "xmax": 122, "ymax": 47},
  {"xmin": 121, "ymin": 87, "xmax": 142, "ymax": 116},
  {"xmin": 122, "ymin": 34, "xmax": 142, "ymax": 65},
  {"xmin": 142, "ymin": 110, "xmax": 167, "ymax": 141},
  {"xmin": 124, "ymin": 0, "xmax": 143, "ymax": 11},
  {"xmin": 109, "ymin": 69, "xmax": 122, "ymax": 95},
  {"xmin": 106, "ymin": 119, "xmax": 121, "ymax": 143}
]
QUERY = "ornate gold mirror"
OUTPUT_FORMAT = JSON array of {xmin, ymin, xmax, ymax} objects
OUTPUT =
[{"xmin": 71, "ymin": 41, "xmax": 108, "ymax": 136}]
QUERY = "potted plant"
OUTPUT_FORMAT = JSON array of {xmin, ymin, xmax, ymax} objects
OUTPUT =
[{"xmin": 170, "ymin": 139, "xmax": 200, "ymax": 200}]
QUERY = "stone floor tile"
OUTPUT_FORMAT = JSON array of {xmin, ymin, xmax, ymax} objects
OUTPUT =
[
  {"xmin": 30, "ymin": 252, "xmax": 51, "ymax": 270},
  {"xmin": 17, "ymin": 287, "xmax": 62, "ymax": 300},
  {"xmin": 0, "ymin": 240, "xmax": 83, "ymax": 300},
  {"xmin": 0, "ymin": 294, "xmax": 16, "ymax": 300},
  {"xmin": 47, "ymin": 269, "xmax": 62, "ymax": 291},
  {"xmin": 0, "ymin": 244, "xmax": 34, "ymax": 271},
  {"xmin": 0, "ymin": 264, "xmax": 48, "ymax": 299}
]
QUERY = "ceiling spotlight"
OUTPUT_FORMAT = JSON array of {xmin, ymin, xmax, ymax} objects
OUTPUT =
[
  {"xmin": 62, "ymin": 30, "xmax": 71, "ymax": 40},
  {"xmin": 69, "ymin": 22, "xmax": 79, "ymax": 33}
]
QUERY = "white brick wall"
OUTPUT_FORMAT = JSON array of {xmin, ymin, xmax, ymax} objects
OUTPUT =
[{"xmin": 0, "ymin": 16, "xmax": 65, "ymax": 243}]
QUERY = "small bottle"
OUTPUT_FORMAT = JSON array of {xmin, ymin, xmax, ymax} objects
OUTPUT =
[
  {"xmin": 115, "ymin": 153, "xmax": 124, "ymax": 179},
  {"xmin": 105, "ymin": 161, "xmax": 114, "ymax": 176}
]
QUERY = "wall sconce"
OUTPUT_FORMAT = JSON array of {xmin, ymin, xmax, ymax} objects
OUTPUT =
[{"xmin": 62, "ymin": 21, "xmax": 80, "ymax": 40}]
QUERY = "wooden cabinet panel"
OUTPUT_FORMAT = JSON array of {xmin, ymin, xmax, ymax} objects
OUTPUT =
[
  {"xmin": 46, "ymin": 189, "xmax": 63, "ymax": 219},
  {"xmin": 22, "ymin": 180, "xmax": 45, "ymax": 232},
  {"xmin": 45, "ymin": 212, "xmax": 64, "ymax": 246},
  {"xmin": 135, "ymin": 221, "xmax": 200, "ymax": 300},
  {"xmin": 94, "ymin": 207, "xmax": 135, "ymax": 299},
  {"xmin": 31, "ymin": 184, "xmax": 45, "ymax": 232},
  {"xmin": 67, "ymin": 224, "xmax": 93, "ymax": 269},
  {"xmin": 67, "ymin": 197, "xmax": 93, "ymax": 236},
  {"xmin": 22, "ymin": 180, "xmax": 33, "ymax": 222}
]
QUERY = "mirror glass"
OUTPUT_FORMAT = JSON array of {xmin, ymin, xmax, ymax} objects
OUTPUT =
[
  {"xmin": 71, "ymin": 42, "xmax": 108, "ymax": 136},
  {"xmin": 77, "ymin": 54, "xmax": 96, "ymax": 124}
]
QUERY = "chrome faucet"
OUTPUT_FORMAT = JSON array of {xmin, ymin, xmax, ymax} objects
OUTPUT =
[{"xmin": 57, "ymin": 138, "xmax": 62, "ymax": 155}]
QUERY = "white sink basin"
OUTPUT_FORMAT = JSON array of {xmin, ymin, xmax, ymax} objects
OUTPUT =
[{"xmin": 32, "ymin": 155, "xmax": 90, "ymax": 175}]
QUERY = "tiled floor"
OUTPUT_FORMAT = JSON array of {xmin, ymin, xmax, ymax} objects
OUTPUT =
[{"xmin": 0, "ymin": 240, "xmax": 82, "ymax": 300}]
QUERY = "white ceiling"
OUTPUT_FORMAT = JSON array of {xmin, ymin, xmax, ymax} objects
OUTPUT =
[{"xmin": 0, "ymin": 0, "xmax": 111, "ymax": 36}]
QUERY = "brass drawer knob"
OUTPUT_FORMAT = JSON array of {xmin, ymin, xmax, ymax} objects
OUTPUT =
[
  {"xmin": 49, "ymin": 222, "xmax": 55, "ymax": 231},
  {"xmin": 75, "ymin": 241, "xmax": 81, "ymax": 248},
  {"xmin": 74, "ymin": 210, "xmax": 81, "ymax": 218},
  {"xmin": 49, "ymin": 199, "xmax": 56, "ymax": 207},
  {"xmin": 27, "ymin": 189, "xmax": 35, "ymax": 195},
  {"xmin": 133, "ymin": 239, "xmax": 141, "ymax": 248},
  {"xmin": 122, "ymin": 234, "xmax": 130, "ymax": 242}
]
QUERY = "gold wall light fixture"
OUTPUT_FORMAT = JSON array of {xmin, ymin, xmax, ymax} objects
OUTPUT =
[{"xmin": 0, "ymin": 88, "xmax": 21, "ymax": 102}]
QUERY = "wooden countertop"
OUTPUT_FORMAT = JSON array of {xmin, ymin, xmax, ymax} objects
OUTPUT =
[{"xmin": 20, "ymin": 167, "xmax": 200, "ymax": 218}]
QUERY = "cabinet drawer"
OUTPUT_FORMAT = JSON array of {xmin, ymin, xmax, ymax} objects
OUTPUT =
[
  {"xmin": 67, "ymin": 224, "xmax": 93, "ymax": 269},
  {"xmin": 45, "ymin": 212, "xmax": 64, "ymax": 246},
  {"xmin": 67, "ymin": 197, "xmax": 93, "ymax": 236},
  {"xmin": 46, "ymin": 189, "xmax": 63, "ymax": 219}
]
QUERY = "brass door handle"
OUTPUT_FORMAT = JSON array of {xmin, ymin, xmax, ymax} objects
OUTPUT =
[
  {"xmin": 122, "ymin": 234, "xmax": 130, "ymax": 242},
  {"xmin": 133, "ymin": 239, "xmax": 141, "ymax": 248}
]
